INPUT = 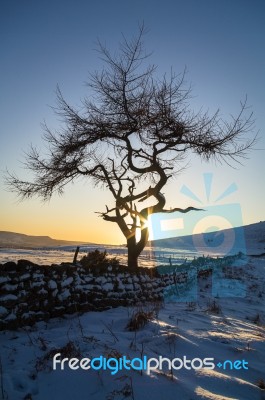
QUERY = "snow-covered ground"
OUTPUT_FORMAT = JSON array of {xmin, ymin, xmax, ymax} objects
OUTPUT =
[
  {"xmin": 1, "ymin": 222, "xmax": 264, "ymax": 399},
  {"xmin": 0, "ymin": 246, "xmax": 199, "ymax": 268},
  {"xmin": 1, "ymin": 255, "xmax": 265, "ymax": 400}
]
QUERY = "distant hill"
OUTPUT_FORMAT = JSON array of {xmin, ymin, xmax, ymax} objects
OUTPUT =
[
  {"xmin": 150, "ymin": 221, "xmax": 265, "ymax": 256},
  {"xmin": 0, "ymin": 231, "xmax": 94, "ymax": 249}
]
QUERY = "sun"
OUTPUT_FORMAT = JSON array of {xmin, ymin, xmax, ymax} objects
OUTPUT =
[{"xmin": 135, "ymin": 215, "xmax": 154, "ymax": 242}]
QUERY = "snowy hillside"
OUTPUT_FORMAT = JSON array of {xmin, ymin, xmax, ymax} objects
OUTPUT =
[
  {"xmin": 0, "ymin": 231, "xmax": 93, "ymax": 249},
  {"xmin": 151, "ymin": 221, "xmax": 265, "ymax": 256}
]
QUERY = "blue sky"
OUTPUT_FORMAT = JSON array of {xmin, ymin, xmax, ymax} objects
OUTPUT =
[{"xmin": 1, "ymin": 0, "xmax": 264, "ymax": 244}]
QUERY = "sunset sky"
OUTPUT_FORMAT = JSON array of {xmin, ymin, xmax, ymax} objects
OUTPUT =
[{"xmin": 1, "ymin": 0, "xmax": 264, "ymax": 245}]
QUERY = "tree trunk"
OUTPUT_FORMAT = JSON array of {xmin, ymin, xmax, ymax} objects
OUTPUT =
[
  {"xmin": 127, "ymin": 236, "xmax": 139, "ymax": 270},
  {"xmin": 128, "ymin": 252, "xmax": 139, "ymax": 270},
  {"xmin": 127, "ymin": 226, "xmax": 149, "ymax": 270}
]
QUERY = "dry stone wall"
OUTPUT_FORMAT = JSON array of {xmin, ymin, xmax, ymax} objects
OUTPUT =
[{"xmin": 0, "ymin": 260, "xmax": 189, "ymax": 330}]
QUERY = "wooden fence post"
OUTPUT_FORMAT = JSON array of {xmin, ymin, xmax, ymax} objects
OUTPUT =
[{"xmin": 73, "ymin": 246, "xmax": 80, "ymax": 265}]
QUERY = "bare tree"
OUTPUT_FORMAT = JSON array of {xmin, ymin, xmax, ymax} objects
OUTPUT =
[{"xmin": 6, "ymin": 26, "xmax": 256, "ymax": 269}]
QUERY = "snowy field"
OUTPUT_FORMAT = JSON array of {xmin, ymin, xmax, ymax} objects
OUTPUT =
[
  {"xmin": 1, "ymin": 221, "xmax": 264, "ymax": 268},
  {"xmin": 0, "ymin": 245, "xmax": 200, "ymax": 269},
  {"xmin": 1, "ymin": 255, "xmax": 265, "ymax": 400}
]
